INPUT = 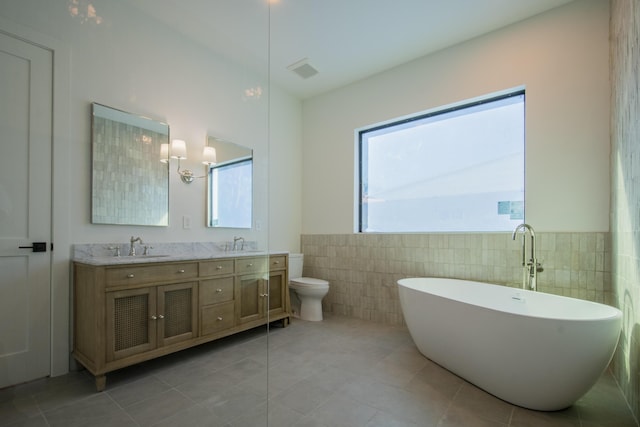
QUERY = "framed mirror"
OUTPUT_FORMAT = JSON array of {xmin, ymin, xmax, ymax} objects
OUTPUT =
[
  {"xmin": 206, "ymin": 136, "xmax": 253, "ymax": 228},
  {"xmin": 91, "ymin": 103, "xmax": 170, "ymax": 226}
]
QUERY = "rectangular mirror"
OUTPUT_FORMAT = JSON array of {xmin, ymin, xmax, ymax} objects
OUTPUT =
[
  {"xmin": 206, "ymin": 136, "xmax": 253, "ymax": 228},
  {"xmin": 91, "ymin": 103, "xmax": 170, "ymax": 226}
]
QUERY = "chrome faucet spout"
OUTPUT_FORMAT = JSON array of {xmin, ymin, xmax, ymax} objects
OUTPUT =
[
  {"xmin": 232, "ymin": 236, "xmax": 245, "ymax": 252},
  {"xmin": 512, "ymin": 224, "xmax": 539, "ymax": 291},
  {"xmin": 129, "ymin": 236, "xmax": 143, "ymax": 256},
  {"xmin": 512, "ymin": 223, "xmax": 536, "ymax": 265}
]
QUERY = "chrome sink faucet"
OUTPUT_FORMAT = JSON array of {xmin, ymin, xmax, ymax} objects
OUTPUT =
[
  {"xmin": 512, "ymin": 224, "xmax": 542, "ymax": 291},
  {"xmin": 232, "ymin": 236, "xmax": 245, "ymax": 251},
  {"xmin": 129, "ymin": 236, "xmax": 143, "ymax": 256}
]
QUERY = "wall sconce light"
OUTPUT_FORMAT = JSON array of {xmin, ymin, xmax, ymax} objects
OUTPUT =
[{"xmin": 162, "ymin": 139, "xmax": 217, "ymax": 184}]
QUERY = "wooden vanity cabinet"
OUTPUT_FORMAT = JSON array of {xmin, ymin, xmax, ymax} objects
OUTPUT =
[
  {"xmin": 237, "ymin": 274, "xmax": 264, "ymax": 324},
  {"xmin": 105, "ymin": 281, "xmax": 198, "ymax": 361},
  {"xmin": 236, "ymin": 256, "xmax": 268, "ymax": 325},
  {"xmin": 199, "ymin": 259, "xmax": 235, "ymax": 336},
  {"xmin": 236, "ymin": 255, "xmax": 290, "ymax": 327},
  {"xmin": 268, "ymin": 255, "xmax": 289, "ymax": 321},
  {"xmin": 73, "ymin": 253, "xmax": 289, "ymax": 391}
]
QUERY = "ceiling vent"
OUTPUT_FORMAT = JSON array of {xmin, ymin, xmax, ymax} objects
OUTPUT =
[{"xmin": 286, "ymin": 58, "xmax": 319, "ymax": 79}]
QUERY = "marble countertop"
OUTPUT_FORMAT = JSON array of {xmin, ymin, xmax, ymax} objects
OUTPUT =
[{"xmin": 72, "ymin": 242, "xmax": 288, "ymax": 266}]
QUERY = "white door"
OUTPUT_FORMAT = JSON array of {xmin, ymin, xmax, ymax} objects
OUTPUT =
[{"xmin": 0, "ymin": 31, "xmax": 53, "ymax": 388}]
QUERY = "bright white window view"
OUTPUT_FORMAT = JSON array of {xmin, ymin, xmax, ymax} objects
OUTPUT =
[
  {"xmin": 208, "ymin": 158, "xmax": 253, "ymax": 228},
  {"xmin": 359, "ymin": 90, "xmax": 525, "ymax": 233}
]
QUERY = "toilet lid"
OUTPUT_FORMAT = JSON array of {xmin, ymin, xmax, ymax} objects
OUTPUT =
[{"xmin": 290, "ymin": 277, "xmax": 329, "ymax": 287}]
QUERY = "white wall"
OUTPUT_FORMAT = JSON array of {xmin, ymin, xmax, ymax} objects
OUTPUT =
[
  {"xmin": 0, "ymin": 0, "xmax": 302, "ymax": 375},
  {"xmin": 2, "ymin": 0, "xmax": 301, "ymax": 249},
  {"xmin": 301, "ymin": 0, "xmax": 610, "ymax": 234},
  {"xmin": 269, "ymin": 92, "xmax": 303, "ymax": 252}
]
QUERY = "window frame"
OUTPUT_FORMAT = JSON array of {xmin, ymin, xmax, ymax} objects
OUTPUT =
[{"xmin": 357, "ymin": 89, "xmax": 525, "ymax": 233}]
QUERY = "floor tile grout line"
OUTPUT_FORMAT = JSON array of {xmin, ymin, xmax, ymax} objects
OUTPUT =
[
  {"xmin": 143, "ymin": 387, "xmax": 199, "ymax": 427},
  {"xmin": 506, "ymin": 405, "xmax": 516, "ymax": 426},
  {"xmin": 609, "ymin": 367, "xmax": 640, "ymax": 427},
  {"xmin": 436, "ymin": 381, "xmax": 464, "ymax": 426},
  {"xmin": 102, "ymin": 390, "xmax": 141, "ymax": 427},
  {"xmin": 36, "ymin": 378, "xmax": 97, "ymax": 416}
]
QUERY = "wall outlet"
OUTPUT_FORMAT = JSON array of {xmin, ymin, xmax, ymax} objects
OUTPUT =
[
  {"xmin": 255, "ymin": 220, "xmax": 262, "ymax": 231},
  {"xmin": 183, "ymin": 215, "xmax": 191, "ymax": 229}
]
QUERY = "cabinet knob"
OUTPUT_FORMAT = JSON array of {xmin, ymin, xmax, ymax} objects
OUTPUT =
[
  {"xmin": 247, "ymin": 263, "xmax": 253, "ymax": 267},
  {"xmin": 177, "ymin": 269, "xmax": 185, "ymax": 273},
  {"xmin": 216, "ymin": 265, "xmax": 223, "ymax": 270},
  {"xmin": 151, "ymin": 315, "xmax": 157, "ymax": 320},
  {"xmin": 127, "ymin": 273, "xmax": 135, "ymax": 278},
  {"xmin": 216, "ymin": 288, "xmax": 223, "ymax": 293},
  {"xmin": 217, "ymin": 316, "xmax": 223, "ymax": 321},
  {"xmin": 260, "ymin": 293, "xmax": 269, "ymax": 298},
  {"xmin": 273, "ymin": 261, "xmax": 280, "ymax": 265},
  {"xmin": 158, "ymin": 314, "xmax": 164, "ymax": 319}
]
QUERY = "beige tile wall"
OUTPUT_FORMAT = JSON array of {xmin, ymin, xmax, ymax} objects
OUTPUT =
[{"xmin": 301, "ymin": 232, "xmax": 611, "ymax": 326}]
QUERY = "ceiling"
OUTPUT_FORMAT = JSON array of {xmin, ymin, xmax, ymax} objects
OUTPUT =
[{"xmin": 128, "ymin": 0, "xmax": 575, "ymax": 100}]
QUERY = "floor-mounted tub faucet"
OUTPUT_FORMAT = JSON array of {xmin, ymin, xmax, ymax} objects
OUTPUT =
[{"xmin": 512, "ymin": 224, "xmax": 542, "ymax": 291}]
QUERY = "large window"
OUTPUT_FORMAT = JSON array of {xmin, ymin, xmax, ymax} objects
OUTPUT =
[{"xmin": 359, "ymin": 90, "xmax": 525, "ymax": 233}]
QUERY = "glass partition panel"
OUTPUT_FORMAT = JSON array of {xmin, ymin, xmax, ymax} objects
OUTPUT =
[{"xmin": 92, "ymin": 1, "xmax": 271, "ymax": 424}]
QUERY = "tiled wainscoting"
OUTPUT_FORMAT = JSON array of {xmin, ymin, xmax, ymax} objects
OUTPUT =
[{"xmin": 301, "ymin": 232, "xmax": 611, "ymax": 326}]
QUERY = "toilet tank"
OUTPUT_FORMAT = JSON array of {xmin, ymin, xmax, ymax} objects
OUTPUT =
[{"xmin": 289, "ymin": 253, "xmax": 303, "ymax": 280}]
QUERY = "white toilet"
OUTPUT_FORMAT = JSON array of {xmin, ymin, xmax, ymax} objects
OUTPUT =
[{"xmin": 288, "ymin": 253, "xmax": 329, "ymax": 321}]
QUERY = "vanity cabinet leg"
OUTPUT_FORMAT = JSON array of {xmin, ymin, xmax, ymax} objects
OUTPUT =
[{"xmin": 95, "ymin": 375, "xmax": 106, "ymax": 392}]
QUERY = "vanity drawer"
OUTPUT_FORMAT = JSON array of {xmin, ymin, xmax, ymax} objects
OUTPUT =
[
  {"xmin": 199, "ymin": 259, "xmax": 234, "ymax": 277},
  {"xmin": 105, "ymin": 262, "xmax": 198, "ymax": 287},
  {"xmin": 200, "ymin": 277, "xmax": 234, "ymax": 305},
  {"xmin": 269, "ymin": 255, "xmax": 287, "ymax": 271},
  {"xmin": 201, "ymin": 301, "xmax": 235, "ymax": 335},
  {"xmin": 235, "ymin": 257, "xmax": 268, "ymax": 275}
]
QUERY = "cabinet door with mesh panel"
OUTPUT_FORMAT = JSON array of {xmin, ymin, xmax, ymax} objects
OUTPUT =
[
  {"xmin": 157, "ymin": 282, "xmax": 198, "ymax": 347},
  {"xmin": 106, "ymin": 287, "xmax": 156, "ymax": 361}
]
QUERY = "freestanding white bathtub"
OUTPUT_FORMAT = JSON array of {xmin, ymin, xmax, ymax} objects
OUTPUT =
[{"xmin": 397, "ymin": 277, "xmax": 622, "ymax": 411}]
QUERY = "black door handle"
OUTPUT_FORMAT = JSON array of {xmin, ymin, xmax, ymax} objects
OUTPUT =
[{"xmin": 18, "ymin": 242, "xmax": 47, "ymax": 252}]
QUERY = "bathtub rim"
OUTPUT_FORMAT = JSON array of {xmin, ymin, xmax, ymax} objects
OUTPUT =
[{"xmin": 397, "ymin": 277, "xmax": 622, "ymax": 323}]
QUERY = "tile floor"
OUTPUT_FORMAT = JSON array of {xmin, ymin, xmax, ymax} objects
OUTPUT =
[{"xmin": 0, "ymin": 314, "xmax": 637, "ymax": 427}]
